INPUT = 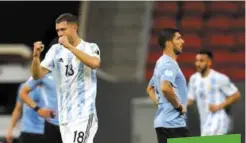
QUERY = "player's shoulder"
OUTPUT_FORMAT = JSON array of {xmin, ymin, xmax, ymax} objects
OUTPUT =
[
  {"xmin": 190, "ymin": 72, "xmax": 199, "ymax": 80},
  {"xmin": 83, "ymin": 41, "xmax": 100, "ymax": 49},
  {"xmin": 212, "ymin": 69, "xmax": 230, "ymax": 82}
]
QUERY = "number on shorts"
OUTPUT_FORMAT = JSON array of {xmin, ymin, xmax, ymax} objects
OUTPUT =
[{"xmin": 73, "ymin": 131, "xmax": 84, "ymax": 143}]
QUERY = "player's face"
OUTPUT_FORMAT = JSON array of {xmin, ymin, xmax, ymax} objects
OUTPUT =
[
  {"xmin": 195, "ymin": 54, "xmax": 211, "ymax": 74},
  {"xmin": 171, "ymin": 32, "xmax": 185, "ymax": 55},
  {"xmin": 56, "ymin": 21, "xmax": 77, "ymax": 43}
]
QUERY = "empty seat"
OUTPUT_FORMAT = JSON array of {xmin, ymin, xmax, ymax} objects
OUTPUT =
[
  {"xmin": 154, "ymin": 1, "xmax": 178, "ymax": 16},
  {"xmin": 183, "ymin": 34, "xmax": 202, "ymax": 49},
  {"xmin": 232, "ymin": 17, "xmax": 245, "ymax": 31},
  {"xmin": 235, "ymin": 32, "xmax": 245, "ymax": 47},
  {"xmin": 180, "ymin": 17, "xmax": 203, "ymax": 32},
  {"xmin": 177, "ymin": 52, "xmax": 196, "ymax": 63},
  {"xmin": 213, "ymin": 52, "xmax": 245, "ymax": 64},
  {"xmin": 205, "ymin": 34, "xmax": 235, "ymax": 49},
  {"xmin": 147, "ymin": 52, "xmax": 162, "ymax": 64},
  {"xmin": 183, "ymin": 1, "xmax": 206, "ymax": 16},
  {"xmin": 205, "ymin": 16, "xmax": 232, "ymax": 32},
  {"xmin": 208, "ymin": 1, "xmax": 238, "ymax": 15},
  {"xmin": 152, "ymin": 17, "xmax": 177, "ymax": 31}
]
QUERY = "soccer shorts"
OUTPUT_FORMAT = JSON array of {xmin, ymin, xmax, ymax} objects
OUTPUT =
[
  {"xmin": 60, "ymin": 114, "xmax": 98, "ymax": 143},
  {"xmin": 44, "ymin": 121, "xmax": 62, "ymax": 143},
  {"xmin": 18, "ymin": 132, "xmax": 44, "ymax": 143},
  {"xmin": 201, "ymin": 112, "xmax": 231, "ymax": 136},
  {"xmin": 155, "ymin": 127, "xmax": 190, "ymax": 143}
]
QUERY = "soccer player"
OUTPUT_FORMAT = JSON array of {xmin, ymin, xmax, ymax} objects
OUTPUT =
[
  {"xmin": 5, "ymin": 83, "xmax": 44, "ymax": 143},
  {"xmin": 19, "ymin": 73, "xmax": 62, "ymax": 143},
  {"xmin": 187, "ymin": 49, "xmax": 241, "ymax": 136},
  {"xmin": 146, "ymin": 28, "xmax": 189, "ymax": 143},
  {"xmin": 31, "ymin": 13, "xmax": 100, "ymax": 143}
]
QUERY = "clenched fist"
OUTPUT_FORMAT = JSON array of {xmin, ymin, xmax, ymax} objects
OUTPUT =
[
  {"xmin": 33, "ymin": 41, "xmax": 44, "ymax": 58},
  {"xmin": 59, "ymin": 36, "xmax": 73, "ymax": 49}
]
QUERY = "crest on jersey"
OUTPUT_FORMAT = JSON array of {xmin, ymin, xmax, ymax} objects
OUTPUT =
[{"xmin": 164, "ymin": 69, "xmax": 174, "ymax": 77}]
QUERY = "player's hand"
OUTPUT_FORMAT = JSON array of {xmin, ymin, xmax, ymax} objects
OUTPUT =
[
  {"xmin": 5, "ymin": 129, "xmax": 13, "ymax": 143},
  {"xmin": 209, "ymin": 104, "xmax": 222, "ymax": 112},
  {"xmin": 33, "ymin": 41, "xmax": 44, "ymax": 58},
  {"xmin": 59, "ymin": 36, "xmax": 73, "ymax": 49},
  {"xmin": 175, "ymin": 104, "xmax": 186, "ymax": 115},
  {"xmin": 37, "ymin": 108, "xmax": 56, "ymax": 119}
]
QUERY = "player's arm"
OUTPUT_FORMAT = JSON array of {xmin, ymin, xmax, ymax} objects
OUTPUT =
[
  {"xmin": 146, "ymin": 85, "xmax": 158, "ymax": 105},
  {"xmin": 59, "ymin": 37, "xmax": 100, "ymax": 69},
  {"xmin": 6, "ymin": 101, "xmax": 22, "ymax": 143},
  {"xmin": 31, "ymin": 41, "xmax": 54, "ymax": 79},
  {"xmin": 187, "ymin": 76, "xmax": 196, "ymax": 106},
  {"xmin": 19, "ymin": 80, "xmax": 54, "ymax": 119},
  {"xmin": 220, "ymin": 91, "xmax": 240, "ymax": 109},
  {"xmin": 161, "ymin": 81, "xmax": 181, "ymax": 108}
]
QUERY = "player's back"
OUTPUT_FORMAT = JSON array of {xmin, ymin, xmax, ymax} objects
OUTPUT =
[
  {"xmin": 41, "ymin": 40, "xmax": 100, "ymax": 124},
  {"xmin": 18, "ymin": 84, "xmax": 44, "ymax": 134},
  {"xmin": 151, "ymin": 55, "xmax": 187, "ymax": 128}
]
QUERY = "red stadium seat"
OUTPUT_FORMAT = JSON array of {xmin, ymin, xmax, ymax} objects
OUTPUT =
[
  {"xmin": 208, "ymin": 1, "xmax": 238, "ymax": 15},
  {"xmin": 183, "ymin": 34, "xmax": 202, "ymax": 50},
  {"xmin": 213, "ymin": 52, "xmax": 245, "ymax": 64},
  {"xmin": 232, "ymin": 17, "xmax": 245, "ymax": 31},
  {"xmin": 152, "ymin": 17, "xmax": 177, "ymax": 31},
  {"xmin": 154, "ymin": 1, "xmax": 178, "ymax": 16},
  {"xmin": 177, "ymin": 52, "xmax": 196, "ymax": 64},
  {"xmin": 205, "ymin": 34, "xmax": 235, "ymax": 48},
  {"xmin": 180, "ymin": 17, "xmax": 203, "ymax": 32},
  {"xmin": 235, "ymin": 32, "xmax": 245, "ymax": 47},
  {"xmin": 205, "ymin": 16, "xmax": 232, "ymax": 32},
  {"xmin": 183, "ymin": 2, "xmax": 206, "ymax": 16}
]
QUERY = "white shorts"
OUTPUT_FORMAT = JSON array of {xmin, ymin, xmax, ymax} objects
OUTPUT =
[
  {"xmin": 60, "ymin": 114, "xmax": 98, "ymax": 143},
  {"xmin": 201, "ymin": 111, "xmax": 231, "ymax": 136}
]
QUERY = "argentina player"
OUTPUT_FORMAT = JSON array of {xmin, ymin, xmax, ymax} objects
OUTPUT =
[{"xmin": 31, "ymin": 13, "xmax": 100, "ymax": 143}]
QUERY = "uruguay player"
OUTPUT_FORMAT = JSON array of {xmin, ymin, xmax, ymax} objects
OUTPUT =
[
  {"xmin": 146, "ymin": 28, "xmax": 189, "ymax": 143},
  {"xmin": 19, "ymin": 73, "xmax": 62, "ymax": 143},
  {"xmin": 31, "ymin": 13, "xmax": 100, "ymax": 143},
  {"xmin": 6, "ymin": 83, "xmax": 44, "ymax": 143}
]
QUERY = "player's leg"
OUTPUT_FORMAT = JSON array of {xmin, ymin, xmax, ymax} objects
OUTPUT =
[
  {"xmin": 18, "ymin": 132, "xmax": 44, "ymax": 143},
  {"xmin": 155, "ymin": 128, "xmax": 172, "ymax": 143},
  {"xmin": 173, "ymin": 127, "xmax": 190, "ymax": 137},
  {"xmin": 60, "ymin": 114, "xmax": 96, "ymax": 143},
  {"xmin": 44, "ymin": 120, "xmax": 63, "ymax": 143}
]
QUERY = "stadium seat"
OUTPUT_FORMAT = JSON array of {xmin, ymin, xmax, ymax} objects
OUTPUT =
[
  {"xmin": 205, "ymin": 34, "xmax": 235, "ymax": 49},
  {"xmin": 154, "ymin": 1, "xmax": 178, "ymax": 16},
  {"xmin": 152, "ymin": 17, "xmax": 177, "ymax": 31},
  {"xmin": 180, "ymin": 17, "xmax": 203, "ymax": 32},
  {"xmin": 213, "ymin": 52, "xmax": 245, "ymax": 64},
  {"xmin": 232, "ymin": 17, "xmax": 245, "ymax": 31},
  {"xmin": 208, "ymin": 1, "xmax": 238, "ymax": 15},
  {"xmin": 177, "ymin": 52, "xmax": 196, "ymax": 64},
  {"xmin": 204, "ymin": 16, "xmax": 232, "ymax": 32},
  {"xmin": 183, "ymin": 34, "xmax": 202, "ymax": 50},
  {"xmin": 147, "ymin": 52, "xmax": 162, "ymax": 64},
  {"xmin": 235, "ymin": 32, "xmax": 245, "ymax": 48},
  {"xmin": 182, "ymin": 1, "xmax": 206, "ymax": 16}
]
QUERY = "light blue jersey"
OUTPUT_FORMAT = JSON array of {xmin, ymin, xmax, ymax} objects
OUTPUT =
[
  {"xmin": 149, "ymin": 54, "xmax": 188, "ymax": 128},
  {"xmin": 17, "ymin": 84, "xmax": 44, "ymax": 134},
  {"xmin": 25, "ymin": 73, "xmax": 58, "ymax": 125},
  {"xmin": 41, "ymin": 40, "xmax": 100, "ymax": 124}
]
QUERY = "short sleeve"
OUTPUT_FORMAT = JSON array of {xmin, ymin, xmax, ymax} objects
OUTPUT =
[
  {"xmin": 40, "ymin": 45, "xmax": 56, "ymax": 71},
  {"xmin": 16, "ymin": 84, "xmax": 24, "ymax": 103},
  {"xmin": 148, "ymin": 77, "xmax": 155, "ymax": 87},
  {"xmin": 219, "ymin": 75, "xmax": 238, "ymax": 96},
  {"xmin": 25, "ymin": 77, "xmax": 42, "ymax": 90},
  {"xmin": 160, "ymin": 63, "xmax": 178, "ymax": 86},
  {"xmin": 89, "ymin": 43, "xmax": 101, "ymax": 60},
  {"xmin": 187, "ymin": 75, "xmax": 196, "ymax": 100}
]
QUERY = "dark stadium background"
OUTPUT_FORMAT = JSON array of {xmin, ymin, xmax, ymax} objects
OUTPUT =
[{"xmin": 0, "ymin": 1, "xmax": 244, "ymax": 143}]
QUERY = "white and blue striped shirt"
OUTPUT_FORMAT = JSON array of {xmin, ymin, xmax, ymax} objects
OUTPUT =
[{"xmin": 41, "ymin": 40, "xmax": 100, "ymax": 124}]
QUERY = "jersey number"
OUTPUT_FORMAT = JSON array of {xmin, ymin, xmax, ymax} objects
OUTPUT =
[
  {"xmin": 65, "ymin": 64, "xmax": 74, "ymax": 76},
  {"xmin": 73, "ymin": 131, "xmax": 84, "ymax": 143}
]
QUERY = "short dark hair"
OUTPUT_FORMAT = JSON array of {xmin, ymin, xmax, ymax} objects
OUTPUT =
[
  {"xmin": 55, "ymin": 13, "xmax": 77, "ymax": 24},
  {"xmin": 158, "ymin": 28, "xmax": 180, "ymax": 50},
  {"xmin": 198, "ymin": 49, "xmax": 213, "ymax": 59}
]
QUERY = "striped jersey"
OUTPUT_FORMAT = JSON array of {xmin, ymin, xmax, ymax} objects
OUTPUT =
[
  {"xmin": 187, "ymin": 69, "xmax": 238, "ymax": 129},
  {"xmin": 149, "ymin": 54, "xmax": 188, "ymax": 128},
  {"xmin": 41, "ymin": 40, "xmax": 100, "ymax": 124}
]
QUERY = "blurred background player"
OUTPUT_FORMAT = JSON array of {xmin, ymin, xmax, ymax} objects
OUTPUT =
[
  {"xmin": 19, "ymin": 73, "xmax": 62, "ymax": 143},
  {"xmin": 31, "ymin": 13, "xmax": 101, "ymax": 143},
  {"xmin": 187, "ymin": 49, "xmax": 241, "ymax": 136},
  {"xmin": 5, "ymin": 83, "xmax": 44, "ymax": 143},
  {"xmin": 146, "ymin": 28, "xmax": 189, "ymax": 143}
]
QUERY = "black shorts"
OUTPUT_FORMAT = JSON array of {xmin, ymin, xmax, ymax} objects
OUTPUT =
[
  {"xmin": 44, "ymin": 121, "xmax": 62, "ymax": 143},
  {"xmin": 18, "ymin": 132, "xmax": 44, "ymax": 143},
  {"xmin": 155, "ymin": 127, "xmax": 190, "ymax": 143}
]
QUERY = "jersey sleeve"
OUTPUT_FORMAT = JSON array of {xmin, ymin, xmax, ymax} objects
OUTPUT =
[
  {"xmin": 160, "ymin": 62, "xmax": 178, "ymax": 86},
  {"xmin": 148, "ymin": 77, "xmax": 155, "ymax": 87},
  {"xmin": 219, "ymin": 75, "xmax": 238, "ymax": 96},
  {"xmin": 187, "ymin": 75, "xmax": 196, "ymax": 100},
  {"xmin": 88, "ymin": 43, "xmax": 101, "ymax": 60},
  {"xmin": 40, "ymin": 45, "xmax": 56, "ymax": 71},
  {"xmin": 25, "ymin": 77, "xmax": 42, "ymax": 90},
  {"xmin": 16, "ymin": 84, "xmax": 24, "ymax": 103}
]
